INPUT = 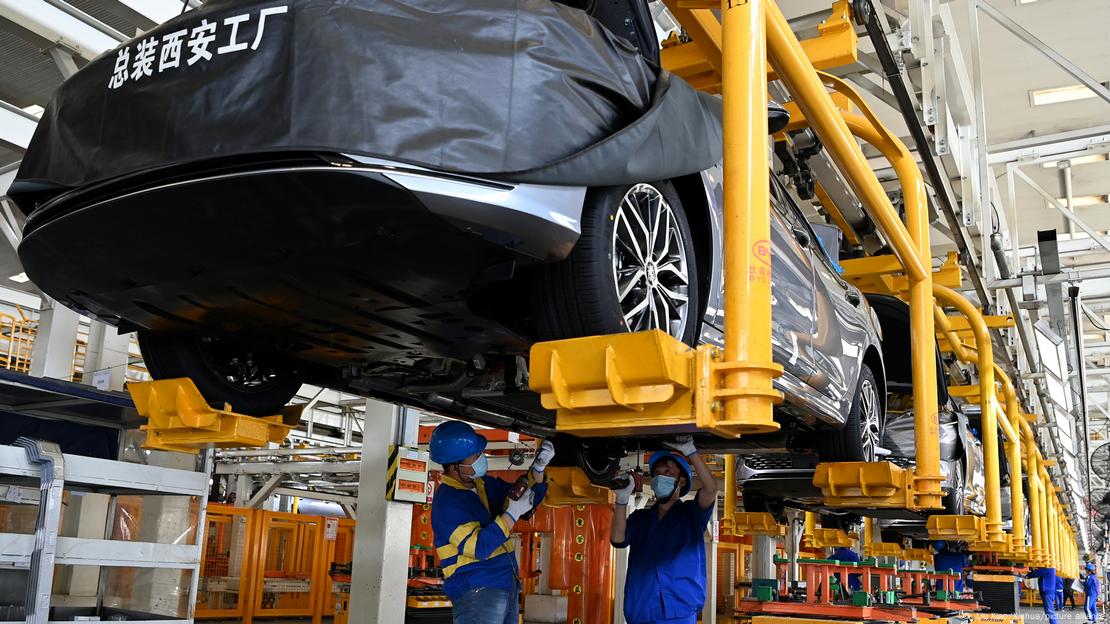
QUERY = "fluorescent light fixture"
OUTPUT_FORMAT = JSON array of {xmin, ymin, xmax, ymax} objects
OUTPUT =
[
  {"xmin": 1017, "ymin": 0, "xmax": 1037, "ymax": 4},
  {"xmin": 1053, "ymin": 194, "xmax": 1109, "ymax": 207},
  {"xmin": 8, "ymin": 273, "xmax": 28, "ymax": 283},
  {"xmin": 1042, "ymin": 153, "xmax": 1109, "ymax": 168},
  {"xmin": 1031, "ymin": 83, "xmax": 1109, "ymax": 106}
]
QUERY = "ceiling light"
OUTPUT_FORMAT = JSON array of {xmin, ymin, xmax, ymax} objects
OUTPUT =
[
  {"xmin": 8, "ymin": 273, "xmax": 28, "ymax": 283},
  {"xmin": 1053, "ymin": 194, "xmax": 1109, "ymax": 207},
  {"xmin": 1031, "ymin": 83, "xmax": 1109, "ymax": 106},
  {"xmin": 1017, "ymin": 0, "xmax": 1036, "ymax": 4},
  {"xmin": 1042, "ymin": 154, "xmax": 1109, "ymax": 168}
]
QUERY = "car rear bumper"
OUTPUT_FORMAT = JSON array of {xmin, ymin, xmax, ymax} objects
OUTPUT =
[{"xmin": 19, "ymin": 155, "xmax": 586, "ymax": 365}]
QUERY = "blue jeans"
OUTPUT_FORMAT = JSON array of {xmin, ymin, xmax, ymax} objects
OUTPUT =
[
  {"xmin": 1086, "ymin": 593, "xmax": 1099, "ymax": 623},
  {"xmin": 451, "ymin": 586, "xmax": 519, "ymax": 624}
]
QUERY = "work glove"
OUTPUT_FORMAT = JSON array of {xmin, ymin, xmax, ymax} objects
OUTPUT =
[
  {"xmin": 505, "ymin": 487, "xmax": 535, "ymax": 521},
  {"xmin": 613, "ymin": 472, "xmax": 636, "ymax": 506},
  {"xmin": 532, "ymin": 440, "xmax": 556, "ymax": 473},
  {"xmin": 662, "ymin": 434, "xmax": 697, "ymax": 458}
]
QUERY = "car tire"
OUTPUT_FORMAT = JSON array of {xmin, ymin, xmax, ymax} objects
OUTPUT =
[
  {"xmin": 533, "ymin": 181, "xmax": 701, "ymax": 346},
  {"xmin": 820, "ymin": 365, "xmax": 883, "ymax": 462},
  {"xmin": 138, "ymin": 331, "xmax": 302, "ymax": 416}
]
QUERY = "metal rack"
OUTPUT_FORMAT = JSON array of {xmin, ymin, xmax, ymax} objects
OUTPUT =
[{"xmin": 0, "ymin": 439, "xmax": 212, "ymax": 624}]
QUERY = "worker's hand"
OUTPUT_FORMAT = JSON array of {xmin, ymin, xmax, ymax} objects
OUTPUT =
[
  {"xmin": 662, "ymin": 434, "xmax": 697, "ymax": 458},
  {"xmin": 613, "ymin": 472, "xmax": 636, "ymax": 506},
  {"xmin": 532, "ymin": 440, "xmax": 556, "ymax": 473},
  {"xmin": 505, "ymin": 487, "xmax": 535, "ymax": 521}
]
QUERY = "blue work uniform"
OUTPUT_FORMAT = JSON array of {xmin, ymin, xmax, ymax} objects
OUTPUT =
[
  {"xmin": 1084, "ymin": 573, "xmax": 1100, "ymax": 623},
  {"xmin": 831, "ymin": 547, "xmax": 863, "ymax": 593},
  {"xmin": 1028, "ymin": 567, "xmax": 1059, "ymax": 624},
  {"xmin": 431, "ymin": 474, "xmax": 547, "ymax": 602},
  {"xmin": 614, "ymin": 498, "xmax": 714, "ymax": 624},
  {"xmin": 934, "ymin": 550, "xmax": 968, "ymax": 592}
]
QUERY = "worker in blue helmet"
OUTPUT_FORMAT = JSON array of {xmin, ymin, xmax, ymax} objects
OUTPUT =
[
  {"xmin": 428, "ymin": 420, "xmax": 553, "ymax": 624},
  {"xmin": 932, "ymin": 540, "xmax": 969, "ymax": 592},
  {"xmin": 610, "ymin": 435, "xmax": 719, "ymax": 624},
  {"xmin": 1028, "ymin": 565, "xmax": 1059, "ymax": 624},
  {"xmin": 1083, "ymin": 561, "xmax": 1100, "ymax": 624}
]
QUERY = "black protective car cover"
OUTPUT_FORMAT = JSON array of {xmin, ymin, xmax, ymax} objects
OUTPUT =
[{"xmin": 10, "ymin": 0, "xmax": 723, "ymax": 209}]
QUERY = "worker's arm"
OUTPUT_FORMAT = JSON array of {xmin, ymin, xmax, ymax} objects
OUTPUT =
[
  {"xmin": 662, "ymin": 435, "xmax": 717, "ymax": 510},
  {"xmin": 530, "ymin": 440, "xmax": 555, "ymax": 485},
  {"xmin": 610, "ymin": 475, "xmax": 636, "ymax": 546},
  {"xmin": 687, "ymin": 449, "xmax": 718, "ymax": 510},
  {"xmin": 432, "ymin": 487, "xmax": 522, "ymax": 562}
]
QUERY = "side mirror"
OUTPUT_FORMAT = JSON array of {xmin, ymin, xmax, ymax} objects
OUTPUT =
[{"xmin": 769, "ymin": 100, "xmax": 791, "ymax": 134}]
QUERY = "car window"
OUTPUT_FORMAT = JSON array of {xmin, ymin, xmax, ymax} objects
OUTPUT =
[{"xmin": 773, "ymin": 175, "xmax": 846, "ymax": 277}]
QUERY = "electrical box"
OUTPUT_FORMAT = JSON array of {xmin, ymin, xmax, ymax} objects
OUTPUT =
[{"xmin": 387, "ymin": 445, "xmax": 430, "ymax": 504}]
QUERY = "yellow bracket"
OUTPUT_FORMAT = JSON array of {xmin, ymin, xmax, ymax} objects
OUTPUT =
[
  {"xmin": 541, "ymin": 466, "xmax": 612, "ymax": 507},
  {"xmin": 863, "ymin": 542, "xmax": 904, "ymax": 558},
  {"xmin": 128, "ymin": 378, "xmax": 299, "ymax": 453},
  {"xmin": 529, "ymin": 330, "xmax": 783, "ymax": 438},
  {"xmin": 808, "ymin": 527, "xmax": 856, "ymax": 548},
  {"xmin": 841, "ymin": 251, "xmax": 963, "ymax": 297},
  {"xmin": 812, "ymin": 461, "xmax": 918, "ymax": 509},
  {"xmin": 734, "ymin": 512, "xmax": 786, "ymax": 535},
  {"xmin": 947, "ymin": 385, "xmax": 982, "ymax": 403},
  {"xmin": 903, "ymin": 547, "xmax": 935, "ymax": 565},
  {"xmin": 927, "ymin": 515, "xmax": 985, "ymax": 541}
]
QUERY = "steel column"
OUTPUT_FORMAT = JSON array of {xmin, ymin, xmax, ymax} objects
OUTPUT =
[{"xmin": 348, "ymin": 400, "xmax": 411, "ymax": 624}]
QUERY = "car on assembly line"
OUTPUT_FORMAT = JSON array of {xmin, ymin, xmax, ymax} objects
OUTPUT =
[
  {"xmin": 9, "ymin": 0, "xmax": 886, "ymax": 482},
  {"xmin": 737, "ymin": 295, "xmax": 996, "ymax": 531}
]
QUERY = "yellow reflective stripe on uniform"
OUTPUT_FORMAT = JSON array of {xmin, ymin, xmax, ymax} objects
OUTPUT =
[
  {"xmin": 495, "ymin": 513, "xmax": 513, "ymax": 536},
  {"xmin": 437, "ymin": 520, "xmax": 480, "ymax": 560},
  {"xmin": 474, "ymin": 477, "xmax": 490, "ymax": 513},
  {"xmin": 440, "ymin": 475, "xmax": 467, "ymax": 490}
]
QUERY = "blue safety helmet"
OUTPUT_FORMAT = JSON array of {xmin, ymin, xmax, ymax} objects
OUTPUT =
[
  {"xmin": 648, "ymin": 450, "xmax": 693, "ymax": 496},
  {"xmin": 1088, "ymin": 562, "xmax": 1096, "ymax": 571},
  {"xmin": 429, "ymin": 421, "xmax": 487, "ymax": 465},
  {"xmin": 933, "ymin": 540, "xmax": 948, "ymax": 552}
]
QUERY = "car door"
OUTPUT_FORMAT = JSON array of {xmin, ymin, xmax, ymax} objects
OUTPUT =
[
  {"xmin": 785, "ymin": 192, "xmax": 869, "ymax": 409},
  {"xmin": 768, "ymin": 178, "xmax": 817, "ymax": 385}
]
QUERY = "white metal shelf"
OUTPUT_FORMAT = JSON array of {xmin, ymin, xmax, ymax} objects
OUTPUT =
[
  {"xmin": 0, "ymin": 533, "xmax": 200, "ymax": 568},
  {"xmin": 0, "ymin": 445, "xmax": 207, "ymax": 496}
]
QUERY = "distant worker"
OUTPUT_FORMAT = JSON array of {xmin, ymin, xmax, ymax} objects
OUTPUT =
[
  {"xmin": 1028, "ymin": 566, "xmax": 1059, "ymax": 624},
  {"xmin": 933, "ymin": 541, "xmax": 969, "ymax": 592},
  {"xmin": 610, "ymin": 435, "xmax": 719, "ymax": 624},
  {"xmin": 1084, "ymin": 562, "xmax": 1101, "ymax": 624},
  {"xmin": 1063, "ymin": 575, "xmax": 1078, "ymax": 609},
  {"xmin": 429, "ymin": 421, "xmax": 554, "ymax": 624},
  {"xmin": 830, "ymin": 544, "xmax": 863, "ymax": 598},
  {"xmin": 1058, "ymin": 575, "xmax": 1066, "ymax": 614}
]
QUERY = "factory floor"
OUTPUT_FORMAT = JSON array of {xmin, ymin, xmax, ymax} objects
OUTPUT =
[{"xmin": 1020, "ymin": 604, "xmax": 1102, "ymax": 623}]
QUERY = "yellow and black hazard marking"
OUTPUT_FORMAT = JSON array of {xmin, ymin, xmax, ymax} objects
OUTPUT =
[{"xmin": 386, "ymin": 445, "xmax": 400, "ymax": 499}]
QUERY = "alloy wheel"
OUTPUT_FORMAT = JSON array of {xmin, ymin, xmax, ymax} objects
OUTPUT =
[
  {"xmin": 859, "ymin": 377, "xmax": 882, "ymax": 462},
  {"xmin": 610, "ymin": 183, "xmax": 691, "ymax": 340}
]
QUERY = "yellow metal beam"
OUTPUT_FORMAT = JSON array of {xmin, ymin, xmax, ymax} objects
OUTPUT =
[
  {"xmin": 717, "ymin": 0, "xmax": 782, "ymax": 432},
  {"xmin": 767, "ymin": 13, "xmax": 941, "ymax": 509},
  {"xmin": 662, "ymin": 1, "xmax": 859, "ymax": 93},
  {"xmin": 933, "ymin": 284, "xmax": 1005, "ymax": 544}
]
